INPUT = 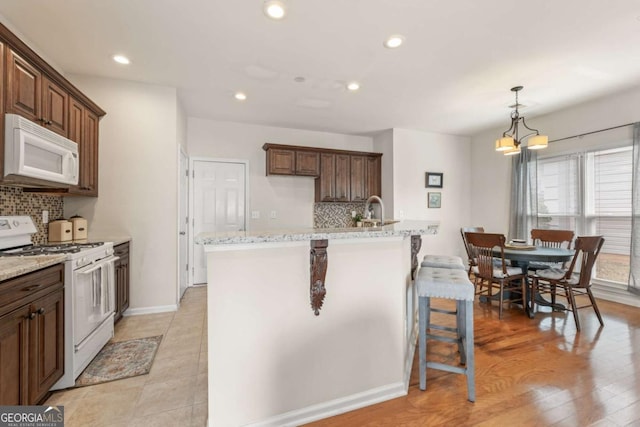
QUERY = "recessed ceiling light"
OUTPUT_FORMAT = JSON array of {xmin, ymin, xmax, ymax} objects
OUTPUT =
[
  {"xmin": 234, "ymin": 92, "xmax": 247, "ymax": 101},
  {"xmin": 347, "ymin": 82, "xmax": 360, "ymax": 91},
  {"xmin": 384, "ymin": 35, "xmax": 405, "ymax": 49},
  {"xmin": 264, "ymin": 0, "xmax": 286, "ymax": 20},
  {"xmin": 112, "ymin": 54, "xmax": 130, "ymax": 65}
]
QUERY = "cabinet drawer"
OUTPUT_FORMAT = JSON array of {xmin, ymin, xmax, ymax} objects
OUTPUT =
[
  {"xmin": 114, "ymin": 242, "xmax": 129, "ymax": 257},
  {"xmin": 0, "ymin": 264, "xmax": 64, "ymax": 318}
]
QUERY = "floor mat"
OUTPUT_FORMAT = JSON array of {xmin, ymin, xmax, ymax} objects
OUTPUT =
[{"xmin": 75, "ymin": 335, "xmax": 163, "ymax": 387}]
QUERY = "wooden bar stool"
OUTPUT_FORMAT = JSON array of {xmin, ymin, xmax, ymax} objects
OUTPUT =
[
  {"xmin": 416, "ymin": 266, "xmax": 475, "ymax": 402},
  {"xmin": 421, "ymin": 254, "xmax": 466, "ymax": 270}
]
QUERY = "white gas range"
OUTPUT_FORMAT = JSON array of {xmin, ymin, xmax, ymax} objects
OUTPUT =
[{"xmin": 0, "ymin": 216, "xmax": 118, "ymax": 390}]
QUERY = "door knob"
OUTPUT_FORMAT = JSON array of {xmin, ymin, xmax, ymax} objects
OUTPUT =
[{"xmin": 179, "ymin": 231, "xmax": 186, "ymax": 235}]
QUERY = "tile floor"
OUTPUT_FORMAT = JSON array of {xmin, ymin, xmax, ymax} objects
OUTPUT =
[{"xmin": 45, "ymin": 286, "xmax": 208, "ymax": 427}]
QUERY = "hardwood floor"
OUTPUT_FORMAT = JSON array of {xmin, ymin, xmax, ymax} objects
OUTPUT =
[{"xmin": 305, "ymin": 297, "xmax": 640, "ymax": 426}]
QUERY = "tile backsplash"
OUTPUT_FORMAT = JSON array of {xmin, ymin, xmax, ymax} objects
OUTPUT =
[
  {"xmin": 314, "ymin": 202, "xmax": 366, "ymax": 228},
  {"xmin": 0, "ymin": 186, "xmax": 64, "ymax": 244}
]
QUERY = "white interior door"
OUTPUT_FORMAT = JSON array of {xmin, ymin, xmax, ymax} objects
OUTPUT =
[
  {"xmin": 193, "ymin": 160, "xmax": 246, "ymax": 284},
  {"xmin": 178, "ymin": 148, "xmax": 189, "ymax": 299}
]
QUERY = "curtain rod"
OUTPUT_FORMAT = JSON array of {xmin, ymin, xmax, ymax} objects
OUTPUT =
[{"xmin": 549, "ymin": 122, "xmax": 638, "ymax": 144}]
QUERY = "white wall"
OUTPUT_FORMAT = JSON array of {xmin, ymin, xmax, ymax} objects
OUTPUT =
[
  {"xmin": 64, "ymin": 76, "xmax": 180, "ymax": 311},
  {"xmin": 187, "ymin": 119, "xmax": 374, "ymax": 230},
  {"xmin": 390, "ymin": 128, "xmax": 472, "ymax": 258},
  {"xmin": 372, "ymin": 129, "xmax": 394, "ymax": 215},
  {"xmin": 470, "ymin": 85, "xmax": 640, "ymax": 235}
]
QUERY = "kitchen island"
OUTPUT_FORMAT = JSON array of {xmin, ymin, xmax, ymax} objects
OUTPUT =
[{"xmin": 197, "ymin": 221, "xmax": 438, "ymax": 426}]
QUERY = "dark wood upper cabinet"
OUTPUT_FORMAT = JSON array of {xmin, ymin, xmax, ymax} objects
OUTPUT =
[
  {"xmin": 350, "ymin": 155, "xmax": 367, "ymax": 202},
  {"xmin": 366, "ymin": 155, "xmax": 382, "ymax": 198},
  {"xmin": 264, "ymin": 146, "xmax": 320, "ymax": 177},
  {"xmin": 266, "ymin": 148, "xmax": 296, "ymax": 175},
  {"xmin": 41, "ymin": 77, "xmax": 69, "ymax": 137},
  {"xmin": 335, "ymin": 154, "xmax": 351, "ymax": 201},
  {"xmin": 6, "ymin": 48, "xmax": 41, "ymax": 121},
  {"xmin": 316, "ymin": 153, "xmax": 351, "ymax": 202},
  {"xmin": 266, "ymin": 143, "xmax": 382, "ymax": 202},
  {"xmin": 295, "ymin": 151, "xmax": 320, "ymax": 176},
  {"xmin": 316, "ymin": 153, "xmax": 336, "ymax": 201},
  {"xmin": 0, "ymin": 23, "xmax": 105, "ymax": 195}
]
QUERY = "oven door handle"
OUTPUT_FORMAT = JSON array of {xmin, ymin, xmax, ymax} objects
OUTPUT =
[{"xmin": 75, "ymin": 255, "xmax": 120, "ymax": 274}]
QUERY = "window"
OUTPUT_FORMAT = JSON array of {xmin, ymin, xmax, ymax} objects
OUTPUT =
[{"xmin": 537, "ymin": 146, "xmax": 632, "ymax": 285}]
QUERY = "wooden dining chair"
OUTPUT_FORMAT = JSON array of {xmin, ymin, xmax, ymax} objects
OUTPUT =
[
  {"xmin": 531, "ymin": 235, "xmax": 605, "ymax": 331},
  {"xmin": 464, "ymin": 232, "xmax": 527, "ymax": 319},
  {"xmin": 529, "ymin": 229, "xmax": 575, "ymax": 271},
  {"xmin": 460, "ymin": 226, "xmax": 484, "ymax": 277}
]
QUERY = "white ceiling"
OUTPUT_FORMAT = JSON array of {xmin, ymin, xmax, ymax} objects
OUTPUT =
[{"xmin": 1, "ymin": 0, "xmax": 639, "ymax": 137}]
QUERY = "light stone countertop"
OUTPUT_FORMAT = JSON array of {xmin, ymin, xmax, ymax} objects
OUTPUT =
[
  {"xmin": 82, "ymin": 235, "xmax": 132, "ymax": 246},
  {"xmin": 196, "ymin": 220, "xmax": 439, "ymax": 245},
  {"xmin": 0, "ymin": 254, "xmax": 67, "ymax": 282}
]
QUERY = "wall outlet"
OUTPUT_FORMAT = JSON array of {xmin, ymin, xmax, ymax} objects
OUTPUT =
[
  {"xmin": 42, "ymin": 210, "xmax": 49, "ymax": 224},
  {"xmin": 270, "ymin": 210, "xmax": 277, "ymax": 219},
  {"xmin": 251, "ymin": 210, "xmax": 260, "ymax": 219},
  {"xmin": 398, "ymin": 210, "xmax": 404, "ymax": 219},
  {"xmin": 351, "ymin": 211, "xmax": 356, "ymax": 218}
]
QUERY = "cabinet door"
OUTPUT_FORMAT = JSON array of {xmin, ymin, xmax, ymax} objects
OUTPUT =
[
  {"xmin": 315, "ymin": 153, "xmax": 335, "ymax": 202},
  {"xmin": 366, "ymin": 156, "xmax": 381, "ymax": 198},
  {"xmin": 266, "ymin": 149, "xmax": 295, "ymax": 175},
  {"xmin": 295, "ymin": 151, "xmax": 319, "ymax": 176},
  {"xmin": 0, "ymin": 306, "xmax": 29, "ymax": 405},
  {"xmin": 42, "ymin": 77, "xmax": 69, "ymax": 137},
  {"xmin": 28, "ymin": 289, "xmax": 64, "ymax": 405},
  {"xmin": 69, "ymin": 107, "xmax": 99, "ymax": 196},
  {"xmin": 350, "ymin": 155, "xmax": 367, "ymax": 201},
  {"xmin": 335, "ymin": 154, "xmax": 350, "ymax": 202},
  {"xmin": 6, "ymin": 49, "xmax": 41, "ymax": 121},
  {"xmin": 114, "ymin": 243, "xmax": 130, "ymax": 322},
  {"xmin": 120, "ymin": 251, "xmax": 130, "ymax": 315}
]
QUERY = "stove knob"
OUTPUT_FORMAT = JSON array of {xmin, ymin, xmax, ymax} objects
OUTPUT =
[{"xmin": 12, "ymin": 220, "xmax": 19, "ymax": 227}]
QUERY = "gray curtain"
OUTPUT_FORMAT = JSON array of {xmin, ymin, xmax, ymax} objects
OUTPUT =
[
  {"xmin": 629, "ymin": 123, "xmax": 640, "ymax": 294},
  {"xmin": 508, "ymin": 147, "xmax": 538, "ymax": 241}
]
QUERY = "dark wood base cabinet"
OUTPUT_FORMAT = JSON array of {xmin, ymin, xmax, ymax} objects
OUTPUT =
[
  {"xmin": 114, "ymin": 242, "xmax": 130, "ymax": 323},
  {"xmin": 0, "ymin": 264, "xmax": 64, "ymax": 405}
]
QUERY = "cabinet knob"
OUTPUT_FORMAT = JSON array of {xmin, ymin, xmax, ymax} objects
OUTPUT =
[
  {"xmin": 45, "ymin": 120, "xmax": 52, "ymax": 125},
  {"xmin": 37, "ymin": 307, "xmax": 45, "ymax": 315},
  {"xmin": 27, "ymin": 312, "xmax": 36, "ymax": 320}
]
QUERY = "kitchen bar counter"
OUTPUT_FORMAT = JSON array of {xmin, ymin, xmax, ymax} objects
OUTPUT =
[
  {"xmin": 200, "ymin": 220, "xmax": 437, "ymax": 426},
  {"xmin": 196, "ymin": 220, "xmax": 439, "ymax": 245},
  {"xmin": 0, "ymin": 254, "xmax": 67, "ymax": 281}
]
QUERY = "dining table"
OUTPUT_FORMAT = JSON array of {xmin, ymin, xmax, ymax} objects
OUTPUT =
[{"xmin": 492, "ymin": 245, "xmax": 574, "ymax": 318}]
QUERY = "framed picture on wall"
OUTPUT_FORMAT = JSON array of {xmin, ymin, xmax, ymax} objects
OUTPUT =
[
  {"xmin": 425, "ymin": 172, "xmax": 443, "ymax": 188},
  {"xmin": 428, "ymin": 192, "xmax": 441, "ymax": 208}
]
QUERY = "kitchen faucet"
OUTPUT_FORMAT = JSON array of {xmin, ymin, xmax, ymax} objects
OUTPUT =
[{"xmin": 364, "ymin": 195, "xmax": 385, "ymax": 226}]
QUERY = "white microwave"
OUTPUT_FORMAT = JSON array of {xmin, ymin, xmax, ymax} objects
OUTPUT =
[{"xmin": 4, "ymin": 113, "xmax": 79, "ymax": 185}]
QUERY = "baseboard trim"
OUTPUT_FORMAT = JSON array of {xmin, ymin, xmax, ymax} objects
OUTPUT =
[
  {"xmin": 246, "ymin": 382, "xmax": 407, "ymax": 427},
  {"xmin": 122, "ymin": 305, "xmax": 178, "ymax": 316},
  {"xmin": 592, "ymin": 286, "xmax": 640, "ymax": 308}
]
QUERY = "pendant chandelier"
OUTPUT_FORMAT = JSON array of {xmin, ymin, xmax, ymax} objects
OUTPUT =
[{"xmin": 495, "ymin": 86, "xmax": 548, "ymax": 156}]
